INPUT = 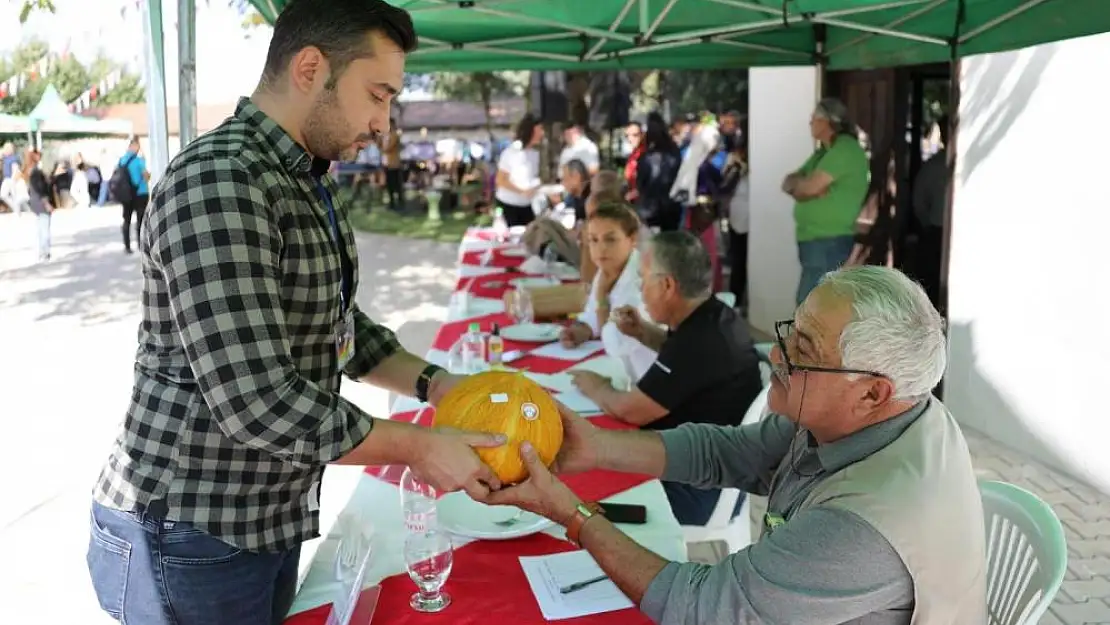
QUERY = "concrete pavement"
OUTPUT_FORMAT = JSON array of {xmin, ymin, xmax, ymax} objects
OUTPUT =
[{"xmin": 1, "ymin": 207, "xmax": 1106, "ymax": 623}]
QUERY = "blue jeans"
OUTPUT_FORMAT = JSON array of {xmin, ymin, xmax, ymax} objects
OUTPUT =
[
  {"xmin": 796, "ymin": 235, "xmax": 855, "ymax": 305},
  {"xmin": 663, "ymin": 481, "xmax": 746, "ymax": 526},
  {"xmin": 36, "ymin": 212, "xmax": 51, "ymax": 259},
  {"xmin": 87, "ymin": 501, "xmax": 301, "ymax": 625}
]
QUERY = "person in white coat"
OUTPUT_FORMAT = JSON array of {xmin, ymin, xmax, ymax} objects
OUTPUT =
[{"xmin": 559, "ymin": 203, "xmax": 657, "ymax": 382}]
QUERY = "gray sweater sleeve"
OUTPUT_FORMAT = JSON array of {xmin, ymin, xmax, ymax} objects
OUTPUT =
[
  {"xmin": 640, "ymin": 507, "xmax": 914, "ymax": 625},
  {"xmin": 659, "ymin": 414, "xmax": 796, "ymax": 496}
]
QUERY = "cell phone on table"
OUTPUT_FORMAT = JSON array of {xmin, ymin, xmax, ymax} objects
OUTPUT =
[{"xmin": 600, "ymin": 502, "xmax": 647, "ymax": 524}]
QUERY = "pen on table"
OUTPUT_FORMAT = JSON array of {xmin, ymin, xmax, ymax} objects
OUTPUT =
[{"xmin": 559, "ymin": 574, "xmax": 609, "ymax": 594}]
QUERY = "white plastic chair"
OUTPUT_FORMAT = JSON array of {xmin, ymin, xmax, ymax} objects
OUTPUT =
[
  {"xmin": 681, "ymin": 386, "xmax": 770, "ymax": 553},
  {"xmin": 980, "ymin": 480, "xmax": 1068, "ymax": 625},
  {"xmin": 714, "ymin": 291, "xmax": 737, "ymax": 308}
]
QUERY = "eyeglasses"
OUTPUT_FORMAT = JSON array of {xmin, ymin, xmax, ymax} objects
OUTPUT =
[{"xmin": 773, "ymin": 319, "xmax": 887, "ymax": 379}]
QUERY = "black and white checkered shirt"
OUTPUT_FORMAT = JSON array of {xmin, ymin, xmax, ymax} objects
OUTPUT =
[{"xmin": 94, "ymin": 98, "xmax": 401, "ymax": 551}]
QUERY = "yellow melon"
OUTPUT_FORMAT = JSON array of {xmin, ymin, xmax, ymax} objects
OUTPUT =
[{"xmin": 433, "ymin": 370, "xmax": 563, "ymax": 484}]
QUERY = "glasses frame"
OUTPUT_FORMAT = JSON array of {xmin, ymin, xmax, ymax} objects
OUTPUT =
[{"xmin": 773, "ymin": 319, "xmax": 887, "ymax": 379}]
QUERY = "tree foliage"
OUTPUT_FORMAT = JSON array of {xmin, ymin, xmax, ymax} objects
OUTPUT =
[
  {"xmin": 632, "ymin": 70, "xmax": 749, "ymax": 120},
  {"xmin": 18, "ymin": 0, "xmax": 54, "ymax": 23},
  {"xmin": 431, "ymin": 71, "xmax": 530, "ymax": 136},
  {"xmin": 0, "ymin": 41, "xmax": 145, "ymax": 115}
]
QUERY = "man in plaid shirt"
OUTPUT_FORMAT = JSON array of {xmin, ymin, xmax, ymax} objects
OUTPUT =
[{"xmin": 86, "ymin": 2, "xmax": 504, "ymax": 623}]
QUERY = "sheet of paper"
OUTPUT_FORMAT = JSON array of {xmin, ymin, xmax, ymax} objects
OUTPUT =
[
  {"xmin": 390, "ymin": 395, "xmax": 428, "ymax": 416},
  {"xmin": 522, "ymin": 371, "xmax": 576, "ymax": 394},
  {"xmin": 567, "ymin": 356, "xmax": 631, "ymax": 391},
  {"xmin": 519, "ymin": 550, "xmax": 633, "ymax": 620},
  {"xmin": 553, "ymin": 389, "xmax": 603, "ymax": 415},
  {"xmin": 531, "ymin": 340, "xmax": 605, "ymax": 362},
  {"xmin": 447, "ymin": 293, "xmax": 504, "ymax": 320},
  {"xmin": 519, "ymin": 255, "xmax": 547, "ymax": 274},
  {"xmin": 458, "ymin": 264, "xmax": 507, "ymax": 279}
]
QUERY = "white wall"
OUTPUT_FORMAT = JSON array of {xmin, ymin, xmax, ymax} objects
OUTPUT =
[
  {"xmin": 948, "ymin": 33, "xmax": 1110, "ymax": 492},
  {"xmin": 747, "ymin": 67, "xmax": 819, "ymax": 335}
]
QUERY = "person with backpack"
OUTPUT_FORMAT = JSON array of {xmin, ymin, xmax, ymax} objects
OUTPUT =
[{"xmin": 111, "ymin": 137, "xmax": 150, "ymax": 253}]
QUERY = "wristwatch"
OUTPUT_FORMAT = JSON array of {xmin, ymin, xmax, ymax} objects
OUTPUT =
[
  {"xmin": 415, "ymin": 364, "xmax": 445, "ymax": 403},
  {"xmin": 565, "ymin": 502, "xmax": 605, "ymax": 547}
]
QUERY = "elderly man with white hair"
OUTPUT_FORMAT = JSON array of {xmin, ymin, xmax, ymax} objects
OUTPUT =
[{"xmin": 479, "ymin": 266, "xmax": 987, "ymax": 625}]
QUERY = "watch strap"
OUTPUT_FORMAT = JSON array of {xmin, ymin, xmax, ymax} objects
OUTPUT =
[
  {"xmin": 565, "ymin": 501, "xmax": 605, "ymax": 547},
  {"xmin": 415, "ymin": 363, "xmax": 445, "ymax": 403}
]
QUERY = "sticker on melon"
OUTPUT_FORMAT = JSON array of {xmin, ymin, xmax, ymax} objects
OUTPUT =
[{"xmin": 434, "ymin": 370, "xmax": 564, "ymax": 485}]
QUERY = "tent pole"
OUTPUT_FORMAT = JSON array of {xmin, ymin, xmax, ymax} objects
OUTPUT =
[
  {"xmin": 141, "ymin": 0, "xmax": 171, "ymax": 188},
  {"xmin": 813, "ymin": 24, "xmax": 827, "ymax": 100},
  {"xmin": 178, "ymin": 0, "xmax": 198, "ymax": 148},
  {"xmin": 939, "ymin": 0, "xmax": 965, "ymax": 322}
]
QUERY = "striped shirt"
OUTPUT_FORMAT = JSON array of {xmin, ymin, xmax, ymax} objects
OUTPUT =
[{"xmin": 93, "ymin": 98, "xmax": 400, "ymax": 551}]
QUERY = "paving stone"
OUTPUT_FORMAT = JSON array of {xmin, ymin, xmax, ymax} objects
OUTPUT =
[
  {"xmin": 965, "ymin": 429, "xmax": 1110, "ymax": 624},
  {"xmin": 1061, "ymin": 579, "xmax": 1110, "ymax": 603},
  {"xmin": 1050, "ymin": 600, "xmax": 1110, "ymax": 624}
]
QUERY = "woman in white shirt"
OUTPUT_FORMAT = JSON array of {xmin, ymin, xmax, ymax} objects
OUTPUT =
[
  {"xmin": 0, "ymin": 166, "xmax": 30, "ymax": 215},
  {"xmin": 495, "ymin": 114, "xmax": 545, "ymax": 227},
  {"xmin": 560, "ymin": 203, "xmax": 658, "ymax": 381}
]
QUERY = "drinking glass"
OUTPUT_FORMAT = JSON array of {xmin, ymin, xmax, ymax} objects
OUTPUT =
[
  {"xmin": 511, "ymin": 286, "xmax": 534, "ymax": 326},
  {"xmin": 541, "ymin": 244, "xmax": 558, "ymax": 279},
  {"xmin": 403, "ymin": 530, "xmax": 454, "ymax": 612}
]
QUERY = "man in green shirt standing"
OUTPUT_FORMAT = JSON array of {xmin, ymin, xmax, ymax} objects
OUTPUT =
[{"xmin": 782, "ymin": 98, "xmax": 869, "ymax": 304}]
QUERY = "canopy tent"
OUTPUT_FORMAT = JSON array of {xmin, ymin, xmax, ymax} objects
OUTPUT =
[
  {"xmin": 28, "ymin": 84, "xmax": 132, "ymax": 135},
  {"xmin": 0, "ymin": 112, "xmax": 31, "ymax": 134},
  {"xmin": 247, "ymin": 0, "xmax": 1110, "ymax": 72}
]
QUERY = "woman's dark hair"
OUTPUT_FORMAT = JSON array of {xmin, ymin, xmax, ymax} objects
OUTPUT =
[
  {"xmin": 588, "ymin": 202, "xmax": 641, "ymax": 237},
  {"xmin": 262, "ymin": 0, "xmax": 417, "ymax": 89},
  {"xmin": 515, "ymin": 113, "xmax": 541, "ymax": 146},
  {"xmin": 644, "ymin": 112, "xmax": 677, "ymax": 153}
]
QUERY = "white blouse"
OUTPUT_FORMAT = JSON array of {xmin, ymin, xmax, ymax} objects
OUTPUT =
[
  {"xmin": 495, "ymin": 141, "xmax": 541, "ymax": 207},
  {"xmin": 581, "ymin": 248, "xmax": 658, "ymax": 382}
]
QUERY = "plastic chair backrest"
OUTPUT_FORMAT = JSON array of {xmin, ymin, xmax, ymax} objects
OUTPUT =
[
  {"xmin": 741, "ymin": 385, "xmax": 770, "ymax": 427},
  {"xmin": 980, "ymin": 480, "xmax": 1068, "ymax": 625}
]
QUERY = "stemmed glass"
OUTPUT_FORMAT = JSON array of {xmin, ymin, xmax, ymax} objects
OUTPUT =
[
  {"xmin": 403, "ymin": 529, "xmax": 454, "ymax": 612},
  {"xmin": 510, "ymin": 285, "xmax": 534, "ymax": 326},
  {"xmin": 541, "ymin": 244, "xmax": 559, "ymax": 280}
]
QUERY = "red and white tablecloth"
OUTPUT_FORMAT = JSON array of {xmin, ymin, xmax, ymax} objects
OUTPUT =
[{"xmin": 284, "ymin": 228, "xmax": 686, "ymax": 625}]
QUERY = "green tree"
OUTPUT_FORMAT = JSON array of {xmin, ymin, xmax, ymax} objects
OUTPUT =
[
  {"xmin": 85, "ymin": 55, "xmax": 147, "ymax": 105},
  {"xmin": 1, "ymin": 42, "xmax": 144, "ymax": 115},
  {"xmin": 432, "ymin": 71, "xmax": 530, "ymax": 138},
  {"xmin": 662, "ymin": 70, "xmax": 749, "ymax": 117},
  {"xmin": 18, "ymin": 0, "xmax": 54, "ymax": 23}
]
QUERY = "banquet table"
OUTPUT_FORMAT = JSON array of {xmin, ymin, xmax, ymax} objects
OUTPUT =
[{"xmin": 283, "ymin": 227, "xmax": 688, "ymax": 625}]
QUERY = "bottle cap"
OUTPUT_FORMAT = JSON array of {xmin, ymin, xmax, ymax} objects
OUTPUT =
[
  {"xmin": 492, "ymin": 323, "xmax": 501, "ymax": 335},
  {"xmin": 469, "ymin": 322, "xmax": 480, "ymax": 332}
]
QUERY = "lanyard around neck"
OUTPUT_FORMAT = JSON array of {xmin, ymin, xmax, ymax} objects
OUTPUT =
[{"xmin": 313, "ymin": 180, "xmax": 350, "ymax": 314}]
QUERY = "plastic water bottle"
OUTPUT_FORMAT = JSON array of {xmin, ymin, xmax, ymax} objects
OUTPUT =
[
  {"xmin": 492, "ymin": 206, "xmax": 508, "ymax": 242},
  {"xmin": 400, "ymin": 467, "xmax": 438, "ymax": 534},
  {"xmin": 461, "ymin": 322, "xmax": 486, "ymax": 374},
  {"xmin": 488, "ymin": 323, "xmax": 504, "ymax": 368}
]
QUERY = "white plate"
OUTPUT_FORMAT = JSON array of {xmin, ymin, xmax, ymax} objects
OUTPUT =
[
  {"xmin": 437, "ymin": 492, "xmax": 554, "ymax": 540},
  {"xmin": 500, "ymin": 247, "xmax": 529, "ymax": 258},
  {"xmin": 510, "ymin": 276, "xmax": 560, "ymax": 289},
  {"xmin": 501, "ymin": 323, "xmax": 562, "ymax": 342},
  {"xmin": 553, "ymin": 263, "xmax": 580, "ymax": 280}
]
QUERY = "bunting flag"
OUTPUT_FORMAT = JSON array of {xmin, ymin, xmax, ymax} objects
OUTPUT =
[
  {"xmin": 0, "ymin": 49, "xmax": 128, "ymax": 114},
  {"xmin": 68, "ymin": 69, "xmax": 126, "ymax": 113},
  {"xmin": 0, "ymin": 53, "xmax": 52, "ymax": 101}
]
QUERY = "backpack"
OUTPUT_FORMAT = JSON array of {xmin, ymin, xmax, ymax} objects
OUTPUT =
[{"xmin": 109, "ymin": 155, "xmax": 138, "ymax": 203}]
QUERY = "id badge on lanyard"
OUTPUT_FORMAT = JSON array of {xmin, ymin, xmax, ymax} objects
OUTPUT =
[{"xmin": 316, "ymin": 180, "xmax": 355, "ymax": 370}]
